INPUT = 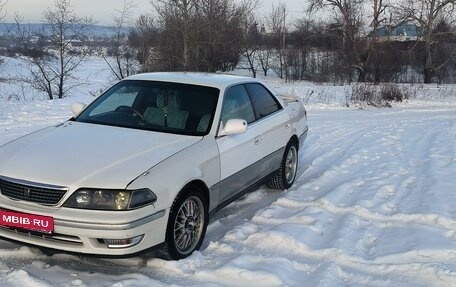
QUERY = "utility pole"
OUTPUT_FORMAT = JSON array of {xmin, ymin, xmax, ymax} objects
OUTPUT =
[{"xmin": 282, "ymin": 6, "xmax": 287, "ymax": 82}]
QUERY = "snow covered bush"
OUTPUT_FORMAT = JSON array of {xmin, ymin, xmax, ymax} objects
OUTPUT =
[
  {"xmin": 380, "ymin": 84, "xmax": 410, "ymax": 102},
  {"xmin": 348, "ymin": 83, "xmax": 411, "ymax": 108},
  {"xmin": 348, "ymin": 84, "xmax": 378, "ymax": 107}
]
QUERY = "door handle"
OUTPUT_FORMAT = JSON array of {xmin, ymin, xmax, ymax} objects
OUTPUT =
[{"xmin": 254, "ymin": 136, "xmax": 262, "ymax": 145}]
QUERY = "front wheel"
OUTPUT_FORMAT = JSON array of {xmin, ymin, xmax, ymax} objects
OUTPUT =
[
  {"xmin": 159, "ymin": 186, "xmax": 208, "ymax": 260},
  {"xmin": 268, "ymin": 141, "xmax": 298, "ymax": 190}
]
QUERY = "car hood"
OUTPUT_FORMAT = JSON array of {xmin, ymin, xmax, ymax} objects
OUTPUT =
[{"xmin": 0, "ymin": 121, "xmax": 201, "ymax": 189}]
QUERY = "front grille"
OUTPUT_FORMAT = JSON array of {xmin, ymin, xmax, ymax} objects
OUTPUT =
[{"xmin": 0, "ymin": 177, "xmax": 67, "ymax": 205}]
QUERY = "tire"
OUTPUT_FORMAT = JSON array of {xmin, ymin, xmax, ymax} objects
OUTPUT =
[
  {"xmin": 158, "ymin": 185, "xmax": 208, "ymax": 260},
  {"xmin": 268, "ymin": 141, "xmax": 298, "ymax": 190}
]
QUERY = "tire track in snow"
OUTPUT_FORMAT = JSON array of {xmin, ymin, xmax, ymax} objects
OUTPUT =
[
  {"xmin": 273, "ymin": 198, "xmax": 456, "ymax": 236},
  {"xmin": 230, "ymin": 230, "xmax": 456, "ymax": 287},
  {"xmin": 202, "ymin": 189, "xmax": 284, "ymax": 250},
  {"xmin": 238, "ymin": 107, "xmax": 456, "ymax": 286}
]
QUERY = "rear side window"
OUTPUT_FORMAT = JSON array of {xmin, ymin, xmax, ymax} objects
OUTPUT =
[{"xmin": 245, "ymin": 83, "xmax": 282, "ymax": 120}]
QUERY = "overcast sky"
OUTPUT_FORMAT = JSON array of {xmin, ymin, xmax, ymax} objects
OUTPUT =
[{"xmin": 5, "ymin": 0, "xmax": 308, "ymax": 25}]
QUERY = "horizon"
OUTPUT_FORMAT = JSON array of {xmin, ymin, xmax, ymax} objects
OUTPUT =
[{"xmin": 3, "ymin": 0, "xmax": 307, "ymax": 26}]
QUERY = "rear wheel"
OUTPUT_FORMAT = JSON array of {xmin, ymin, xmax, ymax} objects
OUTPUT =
[
  {"xmin": 158, "ymin": 186, "xmax": 208, "ymax": 260},
  {"xmin": 268, "ymin": 141, "xmax": 298, "ymax": 190}
]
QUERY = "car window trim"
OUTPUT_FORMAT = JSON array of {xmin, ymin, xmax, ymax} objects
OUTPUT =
[{"xmin": 216, "ymin": 82, "xmax": 284, "ymax": 137}]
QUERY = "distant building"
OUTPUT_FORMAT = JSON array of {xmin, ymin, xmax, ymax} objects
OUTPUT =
[{"xmin": 370, "ymin": 22, "xmax": 422, "ymax": 42}]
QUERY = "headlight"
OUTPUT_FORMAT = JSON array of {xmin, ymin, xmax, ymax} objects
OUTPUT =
[{"xmin": 64, "ymin": 188, "xmax": 157, "ymax": 210}]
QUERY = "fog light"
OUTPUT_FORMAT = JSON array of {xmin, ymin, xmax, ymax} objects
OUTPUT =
[{"xmin": 103, "ymin": 235, "xmax": 144, "ymax": 249}]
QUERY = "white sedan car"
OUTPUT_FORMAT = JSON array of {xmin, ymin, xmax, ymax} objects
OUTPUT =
[{"xmin": 0, "ymin": 73, "xmax": 308, "ymax": 259}]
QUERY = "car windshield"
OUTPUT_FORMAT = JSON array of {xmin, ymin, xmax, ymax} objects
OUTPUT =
[{"xmin": 75, "ymin": 80, "xmax": 220, "ymax": 136}]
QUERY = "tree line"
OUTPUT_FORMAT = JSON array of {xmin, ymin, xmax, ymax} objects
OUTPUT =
[{"xmin": 1, "ymin": 0, "xmax": 456, "ymax": 100}]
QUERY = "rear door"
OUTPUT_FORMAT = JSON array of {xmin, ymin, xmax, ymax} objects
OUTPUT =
[{"xmin": 244, "ymin": 83, "xmax": 290, "ymax": 178}]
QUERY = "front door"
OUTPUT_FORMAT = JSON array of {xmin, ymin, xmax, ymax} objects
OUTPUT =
[{"xmin": 216, "ymin": 84, "xmax": 289, "ymax": 204}]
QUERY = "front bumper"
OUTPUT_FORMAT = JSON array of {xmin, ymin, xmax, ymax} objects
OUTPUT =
[{"xmin": 0, "ymin": 199, "xmax": 169, "ymax": 256}]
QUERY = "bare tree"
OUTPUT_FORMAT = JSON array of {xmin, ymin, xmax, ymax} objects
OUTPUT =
[
  {"xmin": 104, "ymin": 0, "xmax": 138, "ymax": 80},
  {"xmin": 0, "ymin": 0, "xmax": 7, "ymax": 69},
  {"xmin": 308, "ymin": 0, "xmax": 364, "ymax": 82},
  {"xmin": 286, "ymin": 18, "xmax": 317, "ymax": 81},
  {"xmin": 257, "ymin": 49, "xmax": 271, "ymax": 77},
  {"xmin": 150, "ymin": 0, "xmax": 257, "ymax": 72},
  {"xmin": 395, "ymin": 0, "xmax": 456, "ymax": 83},
  {"xmin": 129, "ymin": 14, "xmax": 159, "ymax": 71},
  {"xmin": 152, "ymin": 0, "xmax": 200, "ymax": 70},
  {"xmin": 267, "ymin": 2, "xmax": 287, "ymax": 79},
  {"xmin": 266, "ymin": 3, "xmax": 286, "ymax": 43},
  {"xmin": 27, "ymin": 0, "xmax": 93, "ymax": 99},
  {"xmin": 0, "ymin": 0, "xmax": 7, "ymax": 20},
  {"xmin": 358, "ymin": 0, "xmax": 390, "ymax": 82},
  {"xmin": 240, "ymin": 16, "xmax": 260, "ymax": 77},
  {"xmin": 370, "ymin": 0, "xmax": 389, "ymax": 39},
  {"xmin": 12, "ymin": 14, "xmax": 55, "ymax": 98}
]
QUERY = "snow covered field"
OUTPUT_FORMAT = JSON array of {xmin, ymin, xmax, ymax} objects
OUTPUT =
[{"xmin": 0, "ymin": 57, "xmax": 456, "ymax": 286}]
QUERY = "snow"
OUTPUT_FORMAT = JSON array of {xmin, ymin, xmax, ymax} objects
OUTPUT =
[{"xmin": 1, "ymin": 57, "xmax": 456, "ymax": 286}]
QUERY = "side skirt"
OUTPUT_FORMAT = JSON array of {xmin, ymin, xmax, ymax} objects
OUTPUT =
[{"xmin": 209, "ymin": 170, "xmax": 278, "ymax": 217}]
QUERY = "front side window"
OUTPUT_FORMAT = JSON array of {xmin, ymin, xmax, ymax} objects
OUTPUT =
[
  {"xmin": 76, "ymin": 80, "xmax": 220, "ymax": 136},
  {"xmin": 221, "ymin": 85, "xmax": 255, "ymax": 124}
]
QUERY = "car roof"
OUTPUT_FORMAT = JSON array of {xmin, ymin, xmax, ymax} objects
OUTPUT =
[{"xmin": 124, "ymin": 72, "xmax": 259, "ymax": 90}]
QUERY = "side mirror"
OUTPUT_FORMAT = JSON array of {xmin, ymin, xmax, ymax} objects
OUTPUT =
[
  {"xmin": 71, "ymin": 102, "xmax": 87, "ymax": 116},
  {"xmin": 219, "ymin": 119, "xmax": 247, "ymax": 136}
]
